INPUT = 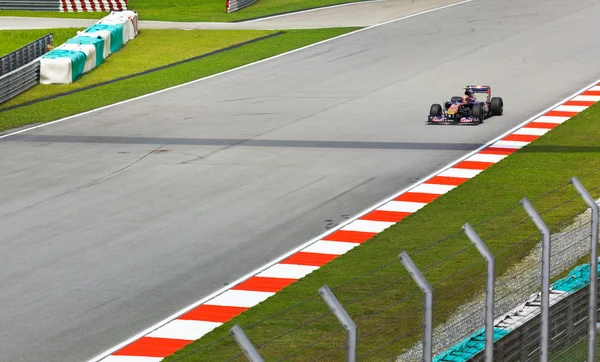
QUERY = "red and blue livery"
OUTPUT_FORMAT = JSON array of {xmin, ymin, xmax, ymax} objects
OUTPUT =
[{"xmin": 427, "ymin": 85, "xmax": 504, "ymax": 125}]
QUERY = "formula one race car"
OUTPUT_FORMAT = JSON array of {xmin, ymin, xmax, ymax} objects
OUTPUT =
[{"xmin": 427, "ymin": 85, "xmax": 503, "ymax": 125}]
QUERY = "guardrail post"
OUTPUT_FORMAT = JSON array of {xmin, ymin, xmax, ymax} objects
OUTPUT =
[
  {"xmin": 520, "ymin": 197, "xmax": 550, "ymax": 362},
  {"xmin": 230, "ymin": 324, "xmax": 265, "ymax": 362},
  {"xmin": 399, "ymin": 251, "xmax": 433, "ymax": 362},
  {"xmin": 571, "ymin": 176, "xmax": 599, "ymax": 362},
  {"xmin": 463, "ymin": 222, "xmax": 495, "ymax": 362},
  {"xmin": 318, "ymin": 285, "xmax": 357, "ymax": 362}
]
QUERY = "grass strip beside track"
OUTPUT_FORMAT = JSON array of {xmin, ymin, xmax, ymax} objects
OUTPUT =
[
  {"xmin": 0, "ymin": 27, "xmax": 359, "ymax": 133},
  {"xmin": 0, "ymin": 0, "xmax": 369, "ymax": 22},
  {"xmin": 0, "ymin": 28, "xmax": 76, "ymax": 56},
  {"xmin": 160, "ymin": 103, "xmax": 600, "ymax": 361}
]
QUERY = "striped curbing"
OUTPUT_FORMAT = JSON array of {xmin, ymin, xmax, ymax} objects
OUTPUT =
[
  {"xmin": 95, "ymin": 83, "xmax": 600, "ymax": 361},
  {"xmin": 60, "ymin": 0, "xmax": 128, "ymax": 12}
]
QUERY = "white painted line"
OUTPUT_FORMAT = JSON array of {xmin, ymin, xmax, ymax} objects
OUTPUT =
[
  {"xmin": 204, "ymin": 290, "xmax": 275, "ymax": 308},
  {"xmin": 492, "ymin": 140, "xmax": 529, "ymax": 148},
  {"xmin": 239, "ymin": 0, "xmax": 388, "ymax": 24},
  {"xmin": 465, "ymin": 153, "xmax": 508, "ymax": 163},
  {"xmin": 411, "ymin": 183, "xmax": 456, "ymax": 194},
  {"xmin": 513, "ymin": 127, "xmax": 550, "ymax": 136},
  {"xmin": 101, "ymin": 357, "xmax": 164, "ymax": 362},
  {"xmin": 303, "ymin": 240, "xmax": 360, "ymax": 255},
  {"xmin": 571, "ymin": 95, "xmax": 600, "ymax": 102},
  {"xmin": 378, "ymin": 201, "xmax": 426, "ymax": 213},
  {"xmin": 534, "ymin": 115, "xmax": 571, "ymax": 124},
  {"xmin": 256, "ymin": 264, "xmax": 319, "ymax": 279},
  {"xmin": 86, "ymin": 30, "xmax": 600, "ymax": 362},
  {"xmin": 146, "ymin": 320, "xmax": 221, "ymax": 341},
  {"xmin": 340, "ymin": 219, "xmax": 395, "ymax": 233},
  {"xmin": 590, "ymin": 86, "xmax": 600, "ymax": 91},
  {"xmin": 438, "ymin": 168, "xmax": 483, "ymax": 178},
  {"xmin": 553, "ymin": 105, "xmax": 589, "ymax": 113}
]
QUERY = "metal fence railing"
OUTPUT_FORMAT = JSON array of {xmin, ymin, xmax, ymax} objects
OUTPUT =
[
  {"xmin": 0, "ymin": 34, "xmax": 53, "ymax": 105},
  {"xmin": 162, "ymin": 167, "xmax": 600, "ymax": 362},
  {"xmin": 0, "ymin": 33, "xmax": 53, "ymax": 76},
  {"xmin": 0, "ymin": 60, "xmax": 40, "ymax": 105},
  {"xmin": 0, "ymin": 0, "xmax": 59, "ymax": 11},
  {"xmin": 226, "ymin": 0, "xmax": 258, "ymax": 13}
]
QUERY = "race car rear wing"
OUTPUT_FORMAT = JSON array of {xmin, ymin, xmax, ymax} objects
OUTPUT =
[{"xmin": 464, "ymin": 85, "xmax": 491, "ymax": 93}]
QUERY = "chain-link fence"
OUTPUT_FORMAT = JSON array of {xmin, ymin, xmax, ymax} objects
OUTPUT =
[{"xmin": 162, "ymin": 169, "xmax": 600, "ymax": 362}]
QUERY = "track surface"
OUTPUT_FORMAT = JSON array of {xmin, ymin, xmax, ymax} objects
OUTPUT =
[{"xmin": 1, "ymin": 0, "xmax": 600, "ymax": 361}]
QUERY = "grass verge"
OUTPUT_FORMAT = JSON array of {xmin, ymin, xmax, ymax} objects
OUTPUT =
[
  {"xmin": 0, "ymin": 28, "xmax": 77, "ymax": 56},
  {"xmin": 0, "ymin": 27, "xmax": 359, "ymax": 133},
  {"xmin": 0, "ymin": 0, "xmax": 369, "ymax": 22},
  {"xmin": 157, "ymin": 101, "xmax": 600, "ymax": 362}
]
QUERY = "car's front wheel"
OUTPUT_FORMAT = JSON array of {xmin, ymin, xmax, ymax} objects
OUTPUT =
[{"xmin": 430, "ymin": 104, "xmax": 442, "ymax": 117}]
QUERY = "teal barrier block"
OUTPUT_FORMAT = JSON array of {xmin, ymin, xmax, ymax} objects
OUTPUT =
[
  {"xmin": 552, "ymin": 263, "xmax": 600, "ymax": 293},
  {"xmin": 433, "ymin": 328, "xmax": 509, "ymax": 362},
  {"xmin": 42, "ymin": 48, "xmax": 87, "ymax": 82},
  {"xmin": 66, "ymin": 36, "xmax": 105, "ymax": 67},
  {"xmin": 84, "ymin": 24, "xmax": 123, "ymax": 53}
]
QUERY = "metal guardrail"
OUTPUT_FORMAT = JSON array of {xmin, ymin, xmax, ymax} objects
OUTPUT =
[
  {"xmin": 0, "ymin": 60, "xmax": 40, "ymax": 105},
  {"xmin": 0, "ymin": 0, "xmax": 59, "ymax": 10},
  {"xmin": 226, "ymin": 0, "xmax": 257, "ymax": 13},
  {"xmin": 0, "ymin": 33, "xmax": 53, "ymax": 76},
  {"xmin": 0, "ymin": 34, "xmax": 53, "ymax": 105}
]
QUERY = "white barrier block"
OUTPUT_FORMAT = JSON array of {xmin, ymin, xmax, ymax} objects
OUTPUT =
[{"xmin": 40, "ymin": 57, "xmax": 73, "ymax": 84}]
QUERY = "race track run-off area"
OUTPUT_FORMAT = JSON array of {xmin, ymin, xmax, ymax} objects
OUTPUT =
[{"xmin": 1, "ymin": 0, "xmax": 600, "ymax": 361}]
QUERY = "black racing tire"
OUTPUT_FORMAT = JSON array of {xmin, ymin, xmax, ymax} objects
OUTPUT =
[
  {"xmin": 472, "ymin": 104, "xmax": 484, "ymax": 123},
  {"xmin": 430, "ymin": 104, "xmax": 442, "ymax": 117},
  {"xmin": 490, "ymin": 97, "xmax": 503, "ymax": 116},
  {"xmin": 451, "ymin": 96, "xmax": 462, "ymax": 103}
]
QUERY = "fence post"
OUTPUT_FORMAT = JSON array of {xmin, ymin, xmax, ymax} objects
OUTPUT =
[
  {"xmin": 318, "ymin": 285, "xmax": 357, "ymax": 362},
  {"xmin": 399, "ymin": 251, "xmax": 433, "ymax": 362},
  {"xmin": 463, "ymin": 222, "xmax": 495, "ymax": 362},
  {"xmin": 571, "ymin": 176, "xmax": 599, "ymax": 362},
  {"xmin": 521, "ymin": 197, "xmax": 550, "ymax": 362},
  {"xmin": 230, "ymin": 324, "xmax": 265, "ymax": 362}
]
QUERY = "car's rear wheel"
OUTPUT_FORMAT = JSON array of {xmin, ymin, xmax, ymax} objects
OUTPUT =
[
  {"xmin": 430, "ymin": 104, "xmax": 442, "ymax": 117},
  {"xmin": 490, "ymin": 97, "xmax": 503, "ymax": 115},
  {"xmin": 472, "ymin": 104, "xmax": 484, "ymax": 123}
]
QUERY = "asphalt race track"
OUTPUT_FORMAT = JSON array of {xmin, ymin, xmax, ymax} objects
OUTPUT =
[{"xmin": 1, "ymin": 0, "xmax": 600, "ymax": 360}]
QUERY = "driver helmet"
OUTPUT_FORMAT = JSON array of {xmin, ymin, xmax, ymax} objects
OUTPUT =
[
  {"xmin": 465, "ymin": 89, "xmax": 475, "ymax": 100},
  {"xmin": 461, "ymin": 95, "xmax": 468, "ymax": 103}
]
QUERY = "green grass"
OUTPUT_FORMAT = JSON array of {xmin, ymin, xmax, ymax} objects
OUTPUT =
[
  {"xmin": 0, "ymin": 28, "xmax": 76, "ymax": 56},
  {"xmin": 155, "ymin": 102, "xmax": 600, "ymax": 362},
  {"xmin": 0, "ymin": 27, "xmax": 359, "ymax": 132},
  {"xmin": 0, "ymin": 0, "xmax": 368, "ymax": 22}
]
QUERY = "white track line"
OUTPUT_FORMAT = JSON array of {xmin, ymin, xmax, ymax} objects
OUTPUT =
[{"xmin": 239, "ymin": 0, "xmax": 389, "ymax": 24}]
